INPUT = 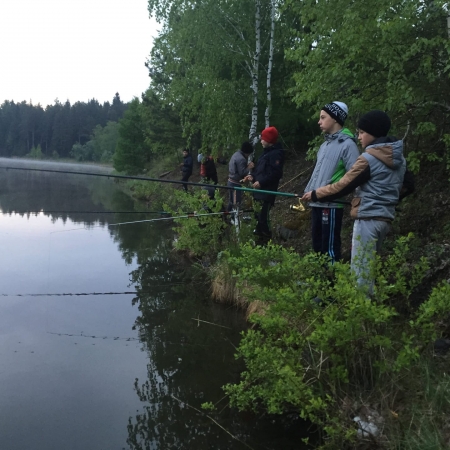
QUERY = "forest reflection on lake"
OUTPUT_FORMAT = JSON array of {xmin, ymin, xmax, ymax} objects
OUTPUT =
[{"xmin": 0, "ymin": 159, "xmax": 308, "ymax": 450}]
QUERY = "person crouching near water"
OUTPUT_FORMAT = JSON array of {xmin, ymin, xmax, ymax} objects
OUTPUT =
[
  {"xmin": 242, "ymin": 126, "xmax": 284, "ymax": 240},
  {"xmin": 302, "ymin": 110, "xmax": 413, "ymax": 294},
  {"xmin": 180, "ymin": 148, "xmax": 193, "ymax": 192},
  {"xmin": 227, "ymin": 141, "xmax": 255, "ymax": 215}
]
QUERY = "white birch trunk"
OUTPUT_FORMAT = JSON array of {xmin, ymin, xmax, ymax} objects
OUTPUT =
[
  {"xmin": 249, "ymin": 0, "xmax": 261, "ymax": 146},
  {"xmin": 265, "ymin": 0, "xmax": 276, "ymax": 127}
]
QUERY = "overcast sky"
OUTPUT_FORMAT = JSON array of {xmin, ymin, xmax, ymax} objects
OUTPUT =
[{"xmin": 0, "ymin": 0, "xmax": 159, "ymax": 107}]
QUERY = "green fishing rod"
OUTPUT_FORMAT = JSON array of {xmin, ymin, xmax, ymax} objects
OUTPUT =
[
  {"xmin": 0, "ymin": 166, "xmax": 300, "ymax": 198},
  {"xmin": 0, "ymin": 165, "xmax": 350, "ymax": 205}
]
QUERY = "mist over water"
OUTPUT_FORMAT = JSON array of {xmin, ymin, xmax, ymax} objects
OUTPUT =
[{"xmin": 0, "ymin": 159, "xmax": 308, "ymax": 450}]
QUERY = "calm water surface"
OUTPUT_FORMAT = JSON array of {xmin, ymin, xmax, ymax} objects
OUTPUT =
[{"xmin": 0, "ymin": 159, "xmax": 308, "ymax": 450}]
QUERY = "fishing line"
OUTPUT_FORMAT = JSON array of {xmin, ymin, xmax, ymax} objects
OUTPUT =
[
  {"xmin": 0, "ymin": 280, "xmax": 197, "ymax": 297},
  {"xmin": 1, "ymin": 210, "xmax": 169, "ymax": 215},
  {"xmin": 47, "ymin": 331, "xmax": 139, "ymax": 341},
  {"xmin": 3, "ymin": 291, "xmax": 144, "ymax": 297},
  {"xmin": 47, "ymin": 331, "xmax": 212, "ymax": 347},
  {"xmin": 4, "ymin": 209, "xmax": 253, "ymax": 217},
  {"xmin": 0, "ymin": 286, "xmax": 187, "ymax": 297},
  {"xmin": 50, "ymin": 211, "xmax": 243, "ymax": 234}
]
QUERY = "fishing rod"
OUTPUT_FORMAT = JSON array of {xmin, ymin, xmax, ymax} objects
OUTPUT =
[
  {"xmin": 2, "ymin": 208, "xmax": 253, "ymax": 216},
  {"xmin": 0, "ymin": 166, "xmax": 300, "ymax": 198},
  {"xmin": 51, "ymin": 210, "xmax": 250, "ymax": 233},
  {"xmin": 1, "ymin": 210, "xmax": 170, "ymax": 215},
  {"xmin": 0, "ymin": 166, "xmax": 350, "ymax": 205}
]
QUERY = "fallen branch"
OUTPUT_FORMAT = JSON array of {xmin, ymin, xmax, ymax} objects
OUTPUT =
[
  {"xmin": 191, "ymin": 317, "xmax": 231, "ymax": 329},
  {"xmin": 171, "ymin": 395, "xmax": 256, "ymax": 450}
]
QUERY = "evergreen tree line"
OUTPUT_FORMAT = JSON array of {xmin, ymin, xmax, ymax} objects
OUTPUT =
[
  {"xmin": 114, "ymin": 0, "xmax": 450, "ymax": 175},
  {"xmin": 0, "ymin": 93, "xmax": 128, "ymax": 160}
]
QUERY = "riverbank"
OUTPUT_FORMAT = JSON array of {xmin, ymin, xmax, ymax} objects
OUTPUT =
[{"xmin": 123, "ymin": 151, "xmax": 450, "ymax": 449}]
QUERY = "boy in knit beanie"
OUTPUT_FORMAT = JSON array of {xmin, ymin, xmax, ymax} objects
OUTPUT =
[
  {"xmin": 303, "ymin": 101, "xmax": 360, "ymax": 263},
  {"xmin": 302, "ymin": 110, "xmax": 413, "ymax": 294}
]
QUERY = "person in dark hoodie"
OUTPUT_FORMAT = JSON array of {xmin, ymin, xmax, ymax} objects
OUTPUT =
[
  {"xmin": 302, "ymin": 110, "xmax": 414, "ymax": 293},
  {"xmin": 304, "ymin": 101, "xmax": 360, "ymax": 263},
  {"xmin": 242, "ymin": 126, "xmax": 284, "ymax": 240},
  {"xmin": 179, "ymin": 149, "xmax": 193, "ymax": 192}
]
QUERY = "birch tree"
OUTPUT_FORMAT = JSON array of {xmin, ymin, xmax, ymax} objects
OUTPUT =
[
  {"xmin": 265, "ymin": 0, "xmax": 277, "ymax": 127},
  {"xmin": 146, "ymin": 0, "xmax": 286, "ymax": 152}
]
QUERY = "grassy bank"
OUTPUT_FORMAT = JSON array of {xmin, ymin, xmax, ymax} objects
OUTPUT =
[{"xmin": 113, "ymin": 150, "xmax": 450, "ymax": 448}]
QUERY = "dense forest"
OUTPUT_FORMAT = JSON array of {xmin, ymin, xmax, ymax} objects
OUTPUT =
[
  {"xmin": 110, "ymin": 0, "xmax": 450, "ymax": 178},
  {"xmin": 0, "ymin": 93, "xmax": 128, "ymax": 161}
]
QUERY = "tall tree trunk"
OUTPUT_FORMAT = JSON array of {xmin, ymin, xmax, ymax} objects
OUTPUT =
[
  {"xmin": 249, "ymin": 0, "xmax": 261, "ymax": 145},
  {"xmin": 265, "ymin": 0, "xmax": 276, "ymax": 127},
  {"xmin": 448, "ymin": 12, "xmax": 450, "ymax": 38}
]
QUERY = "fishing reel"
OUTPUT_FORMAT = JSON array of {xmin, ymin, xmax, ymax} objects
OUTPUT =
[{"xmin": 289, "ymin": 199, "xmax": 306, "ymax": 212}]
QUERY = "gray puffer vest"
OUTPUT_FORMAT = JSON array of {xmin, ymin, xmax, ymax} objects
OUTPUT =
[{"xmin": 352, "ymin": 139, "xmax": 406, "ymax": 221}]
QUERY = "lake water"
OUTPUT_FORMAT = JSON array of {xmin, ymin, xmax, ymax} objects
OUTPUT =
[{"xmin": 0, "ymin": 159, "xmax": 308, "ymax": 450}]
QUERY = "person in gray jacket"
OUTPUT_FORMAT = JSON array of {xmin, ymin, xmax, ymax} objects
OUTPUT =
[
  {"xmin": 302, "ymin": 110, "xmax": 412, "ymax": 293},
  {"xmin": 304, "ymin": 101, "xmax": 360, "ymax": 262},
  {"xmin": 227, "ymin": 142, "xmax": 254, "ymax": 211}
]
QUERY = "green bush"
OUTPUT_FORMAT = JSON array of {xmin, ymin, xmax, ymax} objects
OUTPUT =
[
  {"xmin": 164, "ymin": 188, "xmax": 228, "ymax": 257},
  {"xmin": 218, "ymin": 237, "xmax": 449, "ymax": 447},
  {"xmin": 27, "ymin": 145, "xmax": 43, "ymax": 159}
]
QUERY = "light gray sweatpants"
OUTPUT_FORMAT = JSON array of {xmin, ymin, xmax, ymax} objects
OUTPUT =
[{"xmin": 351, "ymin": 219, "xmax": 391, "ymax": 294}]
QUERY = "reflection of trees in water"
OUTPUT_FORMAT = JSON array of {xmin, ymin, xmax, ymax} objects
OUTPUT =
[
  {"xmin": 108, "ymin": 220, "xmax": 173, "ymax": 266},
  {"xmin": 126, "ymin": 244, "xmax": 310, "ymax": 450},
  {"xmin": 0, "ymin": 170, "xmax": 134, "ymax": 227},
  {"xmin": 127, "ymin": 254, "xmax": 257, "ymax": 449}
]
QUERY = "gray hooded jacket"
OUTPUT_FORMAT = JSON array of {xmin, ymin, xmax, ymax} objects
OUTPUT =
[{"xmin": 305, "ymin": 128, "xmax": 360, "ymax": 208}]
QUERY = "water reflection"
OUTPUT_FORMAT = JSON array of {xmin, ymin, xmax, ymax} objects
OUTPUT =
[
  {"xmin": 127, "ymin": 227, "xmax": 310, "ymax": 449},
  {"xmin": 0, "ymin": 160, "xmax": 309, "ymax": 450}
]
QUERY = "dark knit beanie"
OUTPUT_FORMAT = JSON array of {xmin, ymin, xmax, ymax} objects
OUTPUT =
[
  {"xmin": 357, "ymin": 110, "xmax": 391, "ymax": 138},
  {"xmin": 241, "ymin": 141, "xmax": 253, "ymax": 154},
  {"xmin": 323, "ymin": 101, "xmax": 348, "ymax": 126},
  {"xmin": 261, "ymin": 126, "xmax": 278, "ymax": 144}
]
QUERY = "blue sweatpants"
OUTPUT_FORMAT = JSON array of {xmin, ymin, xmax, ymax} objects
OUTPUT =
[{"xmin": 311, "ymin": 207, "xmax": 344, "ymax": 263}]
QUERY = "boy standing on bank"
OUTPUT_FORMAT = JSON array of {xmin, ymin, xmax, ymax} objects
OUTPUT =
[
  {"xmin": 304, "ymin": 102, "xmax": 360, "ymax": 263},
  {"xmin": 302, "ymin": 110, "xmax": 412, "ymax": 292},
  {"xmin": 243, "ymin": 126, "xmax": 284, "ymax": 240}
]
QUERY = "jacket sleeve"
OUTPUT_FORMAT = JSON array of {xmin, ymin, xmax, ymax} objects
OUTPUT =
[
  {"xmin": 311, "ymin": 155, "xmax": 371, "ymax": 202},
  {"xmin": 257, "ymin": 149, "xmax": 283, "ymax": 187}
]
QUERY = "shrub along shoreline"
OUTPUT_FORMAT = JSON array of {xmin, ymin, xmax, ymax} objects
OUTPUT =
[{"xmin": 118, "ymin": 157, "xmax": 450, "ymax": 449}]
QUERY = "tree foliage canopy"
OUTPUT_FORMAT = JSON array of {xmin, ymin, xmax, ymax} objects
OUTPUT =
[{"xmin": 139, "ymin": 0, "xmax": 450, "ymax": 172}]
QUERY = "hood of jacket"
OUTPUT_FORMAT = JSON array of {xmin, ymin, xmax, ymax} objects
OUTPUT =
[
  {"xmin": 324, "ymin": 127, "xmax": 357, "ymax": 144},
  {"xmin": 365, "ymin": 136, "xmax": 403, "ymax": 170}
]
